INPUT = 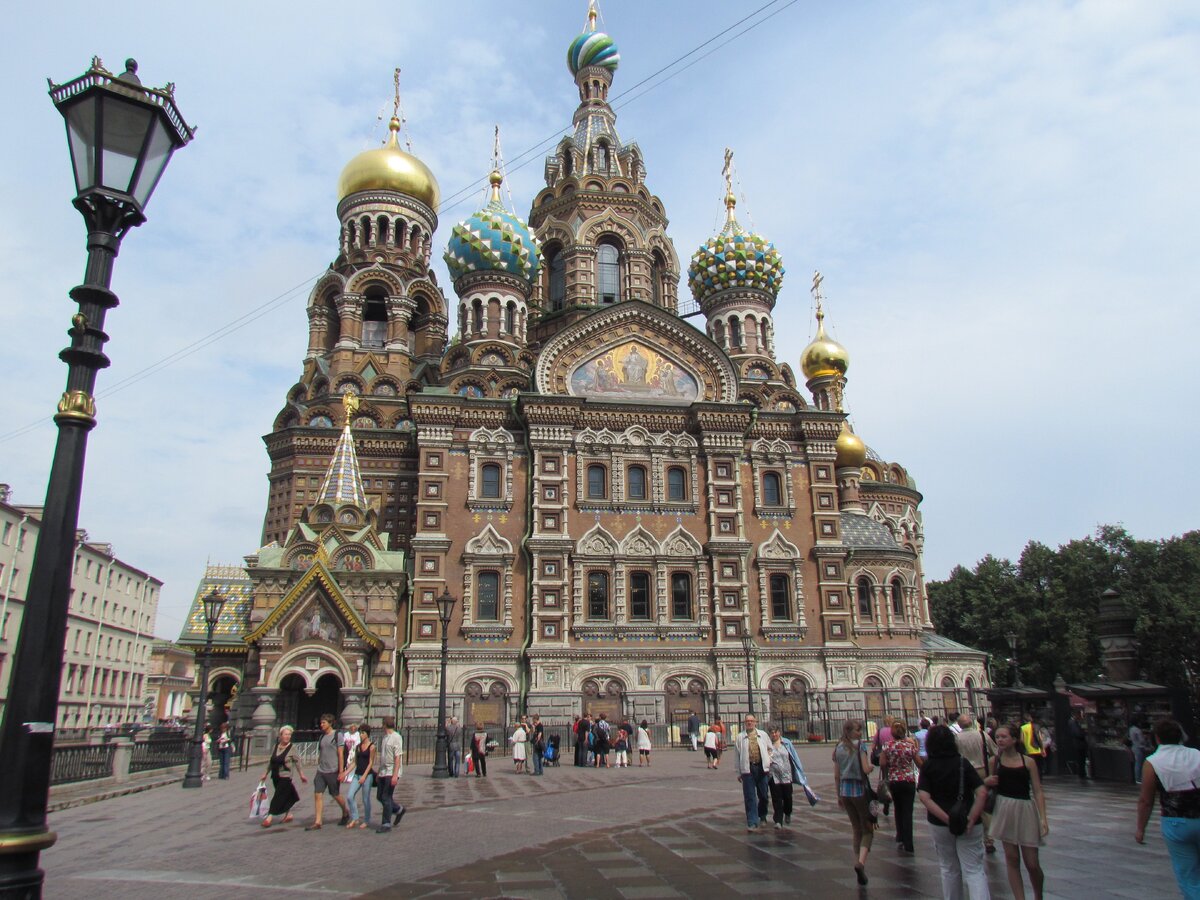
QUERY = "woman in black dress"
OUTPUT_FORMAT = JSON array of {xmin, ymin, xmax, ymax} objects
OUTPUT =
[{"xmin": 261, "ymin": 725, "xmax": 307, "ymax": 827}]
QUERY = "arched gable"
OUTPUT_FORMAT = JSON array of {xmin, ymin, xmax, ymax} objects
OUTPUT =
[
  {"xmin": 758, "ymin": 531, "xmax": 801, "ymax": 560},
  {"xmin": 619, "ymin": 526, "xmax": 659, "ymax": 558},
  {"xmin": 577, "ymin": 524, "xmax": 619, "ymax": 556},
  {"xmin": 535, "ymin": 302, "xmax": 738, "ymax": 403},
  {"xmin": 661, "ymin": 526, "xmax": 703, "ymax": 557},
  {"xmin": 464, "ymin": 524, "xmax": 514, "ymax": 556}
]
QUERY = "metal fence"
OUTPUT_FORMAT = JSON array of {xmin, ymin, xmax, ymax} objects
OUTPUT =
[
  {"xmin": 130, "ymin": 737, "xmax": 190, "ymax": 773},
  {"xmin": 50, "ymin": 743, "xmax": 116, "ymax": 785}
]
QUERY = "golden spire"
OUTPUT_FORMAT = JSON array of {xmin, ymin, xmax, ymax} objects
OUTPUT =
[
  {"xmin": 721, "ymin": 147, "xmax": 739, "ymax": 229},
  {"xmin": 812, "ymin": 270, "xmax": 826, "ymax": 329},
  {"xmin": 488, "ymin": 124, "xmax": 504, "ymax": 203},
  {"xmin": 392, "ymin": 67, "xmax": 401, "ymax": 120},
  {"xmin": 342, "ymin": 389, "xmax": 360, "ymax": 425},
  {"xmin": 587, "ymin": 0, "xmax": 598, "ymax": 32},
  {"xmin": 800, "ymin": 269, "xmax": 850, "ymax": 384}
]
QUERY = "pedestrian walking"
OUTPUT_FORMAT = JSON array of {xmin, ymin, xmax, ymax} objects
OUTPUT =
[
  {"xmin": 833, "ymin": 719, "xmax": 875, "ymax": 885},
  {"xmin": 986, "ymin": 722, "xmax": 1047, "ymax": 899},
  {"xmin": 1067, "ymin": 710, "xmax": 1089, "ymax": 780},
  {"xmin": 530, "ymin": 714, "xmax": 545, "ymax": 776},
  {"xmin": 471, "ymin": 724, "xmax": 489, "ymax": 778},
  {"xmin": 511, "ymin": 721, "xmax": 528, "ymax": 773},
  {"xmin": 883, "ymin": 717, "xmax": 921, "ymax": 853},
  {"xmin": 1129, "ymin": 718, "xmax": 1152, "ymax": 784},
  {"xmin": 374, "ymin": 716, "xmax": 405, "ymax": 833},
  {"xmin": 260, "ymin": 725, "xmax": 306, "ymax": 828},
  {"xmin": 704, "ymin": 727, "xmax": 721, "ymax": 768},
  {"xmin": 216, "ymin": 722, "xmax": 233, "ymax": 779},
  {"xmin": 593, "ymin": 714, "xmax": 612, "ymax": 767},
  {"xmin": 915, "ymin": 717, "xmax": 932, "ymax": 761},
  {"xmin": 687, "ymin": 711, "xmax": 700, "ymax": 751},
  {"xmin": 735, "ymin": 714, "xmax": 772, "ymax": 832},
  {"xmin": 1019, "ymin": 712, "xmax": 1046, "ymax": 778},
  {"xmin": 918, "ymin": 724, "xmax": 990, "ymax": 899},
  {"xmin": 1135, "ymin": 718, "xmax": 1200, "ymax": 898},
  {"xmin": 637, "ymin": 719, "xmax": 652, "ymax": 766},
  {"xmin": 306, "ymin": 713, "xmax": 351, "ymax": 830},
  {"xmin": 767, "ymin": 725, "xmax": 794, "ymax": 828},
  {"xmin": 200, "ymin": 725, "xmax": 213, "ymax": 782},
  {"xmin": 956, "ymin": 714, "xmax": 999, "ymax": 854},
  {"xmin": 445, "ymin": 716, "xmax": 462, "ymax": 777},
  {"xmin": 710, "ymin": 715, "xmax": 726, "ymax": 767},
  {"xmin": 344, "ymin": 724, "xmax": 376, "ymax": 829}
]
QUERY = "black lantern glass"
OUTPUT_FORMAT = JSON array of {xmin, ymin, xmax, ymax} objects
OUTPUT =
[
  {"xmin": 202, "ymin": 590, "xmax": 226, "ymax": 630},
  {"xmin": 740, "ymin": 629, "xmax": 753, "ymax": 655},
  {"xmin": 436, "ymin": 589, "xmax": 456, "ymax": 626}
]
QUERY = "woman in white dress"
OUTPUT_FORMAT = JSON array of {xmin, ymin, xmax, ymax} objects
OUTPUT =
[
  {"xmin": 511, "ymin": 723, "xmax": 528, "ymax": 774},
  {"xmin": 637, "ymin": 720, "xmax": 653, "ymax": 767}
]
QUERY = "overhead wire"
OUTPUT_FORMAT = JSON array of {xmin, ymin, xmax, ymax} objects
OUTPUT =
[{"xmin": 0, "ymin": 0, "xmax": 798, "ymax": 445}]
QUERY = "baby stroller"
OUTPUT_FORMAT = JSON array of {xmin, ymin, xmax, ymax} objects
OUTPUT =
[{"xmin": 545, "ymin": 733, "xmax": 561, "ymax": 766}]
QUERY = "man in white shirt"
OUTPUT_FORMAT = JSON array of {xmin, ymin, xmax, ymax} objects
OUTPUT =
[
  {"xmin": 734, "ymin": 714, "xmax": 774, "ymax": 832},
  {"xmin": 375, "ymin": 716, "xmax": 406, "ymax": 833}
]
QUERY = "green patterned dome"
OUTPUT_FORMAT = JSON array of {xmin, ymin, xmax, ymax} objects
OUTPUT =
[
  {"xmin": 687, "ymin": 199, "xmax": 784, "ymax": 303},
  {"xmin": 444, "ymin": 171, "xmax": 541, "ymax": 284},
  {"xmin": 568, "ymin": 7, "xmax": 619, "ymax": 75}
]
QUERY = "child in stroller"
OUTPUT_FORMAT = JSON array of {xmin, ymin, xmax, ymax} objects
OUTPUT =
[{"xmin": 544, "ymin": 733, "xmax": 561, "ymax": 766}]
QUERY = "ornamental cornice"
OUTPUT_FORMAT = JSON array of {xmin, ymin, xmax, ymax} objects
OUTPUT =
[
  {"xmin": 699, "ymin": 287, "xmax": 777, "ymax": 316},
  {"xmin": 861, "ymin": 483, "xmax": 924, "ymax": 504},
  {"xmin": 800, "ymin": 418, "xmax": 844, "ymax": 442},
  {"xmin": 454, "ymin": 269, "xmax": 532, "ymax": 299},
  {"xmin": 337, "ymin": 191, "xmax": 437, "ymax": 227},
  {"xmin": 403, "ymin": 649, "xmax": 522, "ymax": 663}
]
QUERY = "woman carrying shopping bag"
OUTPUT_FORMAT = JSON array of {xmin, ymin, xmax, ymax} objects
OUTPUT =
[{"xmin": 261, "ymin": 725, "xmax": 307, "ymax": 828}]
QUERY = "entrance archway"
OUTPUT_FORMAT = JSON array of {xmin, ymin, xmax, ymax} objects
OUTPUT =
[
  {"xmin": 276, "ymin": 671, "xmax": 344, "ymax": 732},
  {"xmin": 464, "ymin": 681, "xmax": 508, "ymax": 733},
  {"xmin": 581, "ymin": 679, "xmax": 624, "ymax": 724},
  {"xmin": 664, "ymin": 678, "xmax": 707, "ymax": 744},
  {"xmin": 209, "ymin": 674, "xmax": 239, "ymax": 728},
  {"xmin": 864, "ymin": 676, "xmax": 886, "ymax": 721},
  {"xmin": 768, "ymin": 677, "xmax": 808, "ymax": 739}
]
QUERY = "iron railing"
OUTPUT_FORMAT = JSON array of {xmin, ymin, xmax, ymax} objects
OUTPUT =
[
  {"xmin": 50, "ymin": 743, "xmax": 116, "ymax": 785},
  {"xmin": 129, "ymin": 736, "xmax": 190, "ymax": 773}
]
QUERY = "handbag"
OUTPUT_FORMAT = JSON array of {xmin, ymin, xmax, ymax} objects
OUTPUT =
[
  {"xmin": 248, "ymin": 780, "xmax": 269, "ymax": 820},
  {"xmin": 947, "ymin": 759, "xmax": 970, "ymax": 836}
]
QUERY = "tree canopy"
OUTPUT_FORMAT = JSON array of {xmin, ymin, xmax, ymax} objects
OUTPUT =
[{"xmin": 927, "ymin": 526, "xmax": 1200, "ymax": 691}]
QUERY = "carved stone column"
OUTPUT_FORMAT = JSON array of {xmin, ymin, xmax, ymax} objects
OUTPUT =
[
  {"xmin": 250, "ymin": 687, "xmax": 278, "ymax": 756},
  {"xmin": 340, "ymin": 689, "xmax": 368, "ymax": 725}
]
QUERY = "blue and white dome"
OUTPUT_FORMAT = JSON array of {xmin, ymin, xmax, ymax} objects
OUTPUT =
[
  {"xmin": 567, "ymin": 6, "xmax": 619, "ymax": 75},
  {"xmin": 444, "ymin": 171, "xmax": 541, "ymax": 284}
]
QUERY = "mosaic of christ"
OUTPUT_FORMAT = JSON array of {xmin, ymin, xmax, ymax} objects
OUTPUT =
[{"xmin": 569, "ymin": 342, "xmax": 699, "ymax": 402}]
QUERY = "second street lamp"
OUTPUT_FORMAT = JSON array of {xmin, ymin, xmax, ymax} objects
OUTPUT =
[
  {"xmin": 1006, "ymin": 631, "xmax": 1023, "ymax": 688},
  {"xmin": 0, "ymin": 57, "xmax": 192, "ymax": 897},
  {"xmin": 182, "ymin": 590, "xmax": 226, "ymax": 788},
  {"xmin": 432, "ymin": 589, "xmax": 456, "ymax": 779},
  {"xmin": 739, "ymin": 629, "xmax": 755, "ymax": 717}
]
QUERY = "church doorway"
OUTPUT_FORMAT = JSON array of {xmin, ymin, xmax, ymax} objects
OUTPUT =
[
  {"xmin": 208, "ymin": 674, "xmax": 239, "ymax": 728},
  {"xmin": 664, "ymin": 678, "xmax": 707, "ymax": 745},
  {"xmin": 464, "ymin": 681, "xmax": 509, "ymax": 734},
  {"xmin": 277, "ymin": 672, "xmax": 344, "ymax": 733},
  {"xmin": 581, "ymin": 679, "xmax": 624, "ymax": 724},
  {"xmin": 769, "ymin": 678, "xmax": 809, "ymax": 739}
]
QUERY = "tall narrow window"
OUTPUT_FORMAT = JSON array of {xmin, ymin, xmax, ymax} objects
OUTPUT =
[
  {"xmin": 480, "ymin": 463, "xmax": 501, "ymax": 499},
  {"xmin": 762, "ymin": 472, "xmax": 782, "ymax": 506},
  {"xmin": 651, "ymin": 250, "xmax": 666, "ymax": 306},
  {"xmin": 671, "ymin": 573, "xmax": 692, "ymax": 619},
  {"xmin": 627, "ymin": 465, "xmax": 647, "ymax": 501},
  {"xmin": 729, "ymin": 317, "xmax": 743, "ymax": 349},
  {"xmin": 667, "ymin": 467, "xmax": 687, "ymax": 502},
  {"xmin": 588, "ymin": 572, "xmax": 609, "ymax": 619},
  {"xmin": 891, "ymin": 579, "xmax": 905, "ymax": 617},
  {"xmin": 504, "ymin": 302, "xmax": 515, "ymax": 334},
  {"xmin": 769, "ymin": 573, "xmax": 790, "ymax": 620},
  {"xmin": 586, "ymin": 464, "xmax": 607, "ymax": 499},
  {"xmin": 597, "ymin": 243, "xmax": 621, "ymax": 304},
  {"xmin": 545, "ymin": 244, "xmax": 566, "ymax": 311},
  {"xmin": 857, "ymin": 577, "xmax": 873, "ymax": 619},
  {"xmin": 629, "ymin": 572, "xmax": 651, "ymax": 620},
  {"xmin": 362, "ymin": 287, "xmax": 388, "ymax": 348},
  {"xmin": 477, "ymin": 572, "xmax": 499, "ymax": 621},
  {"xmin": 472, "ymin": 299, "xmax": 483, "ymax": 333}
]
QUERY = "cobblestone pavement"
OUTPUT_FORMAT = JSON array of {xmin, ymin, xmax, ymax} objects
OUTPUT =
[{"xmin": 44, "ymin": 746, "xmax": 1172, "ymax": 899}]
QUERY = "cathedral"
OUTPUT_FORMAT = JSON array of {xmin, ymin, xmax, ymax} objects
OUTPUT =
[{"xmin": 178, "ymin": 7, "xmax": 987, "ymax": 740}]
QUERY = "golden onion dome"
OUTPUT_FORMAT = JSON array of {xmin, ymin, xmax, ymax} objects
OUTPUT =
[
  {"xmin": 800, "ymin": 306, "xmax": 849, "ymax": 380},
  {"xmin": 835, "ymin": 421, "xmax": 867, "ymax": 468},
  {"xmin": 337, "ymin": 117, "xmax": 440, "ymax": 209}
]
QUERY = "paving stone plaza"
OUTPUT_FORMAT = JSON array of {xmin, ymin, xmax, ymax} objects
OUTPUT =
[{"xmin": 45, "ymin": 745, "xmax": 1170, "ymax": 898}]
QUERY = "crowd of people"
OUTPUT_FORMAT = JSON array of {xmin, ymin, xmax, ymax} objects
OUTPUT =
[{"xmin": 243, "ymin": 707, "xmax": 1198, "ymax": 899}]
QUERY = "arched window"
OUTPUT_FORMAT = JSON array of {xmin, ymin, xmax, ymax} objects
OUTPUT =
[
  {"xmin": 562, "ymin": 150, "xmax": 573, "ymax": 177},
  {"xmin": 667, "ymin": 466, "xmax": 687, "ymax": 502},
  {"xmin": 323, "ymin": 295, "xmax": 340, "ymax": 351},
  {"xmin": 729, "ymin": 317, "xmax": 743, "ymax": 349},
  {"xmin": 629, "ymin": 572, "xmax": 651, "ymax": 620},
  {"xmin": 942, "ymin": 676, "xmax": 959, "ymax": 718},
  {"xmin": 597, "ymin": 243, "xmax": 621, "ymax": 304},
  {"xmin": 504, "ymin": 301, "xmax": 515, "ymax": 334},
  {"xmin": 769, "ymin": 573, "xmax": 790, "ymax": 620},
  {"xmin": 480, "ymin": 463, "xmax": 502, "ymax": 499},
  {"xmin": 627, "ymin": 465, "xmax": 647, "ymax": 501},
  {"xmin": 864, "ymin": 675, "xmax": 886, "ymax": 718},
  {"xmin": 586, "ymin": 464, "xmax": 607, "ymax": 499},
  {"xmin": 671, "ymin": 573, "xmax": 692, "ymax": 619},
  {"xmin": 546, "ymin": 244, "xmax": 566, "ymax": 311},
  {"xmin": 472, "ymin": 299, "xmax": 483, "ymax": 334},
  {"xmin": 596, "ymin": 141, "xmax": 611, "ymax": 172},
  {"xmin": 713, "ymin": 319, "xmax": 726, "ymax": 347},
  {"xmin": 588, "ymin": 572, "xmax": 609, "ymax": 619},
  {"xmin": 477, "ymin": 571, "xmax": 499, "ymax": 621},
  {"xmin": 762, "ymin": 472, "xmax": 782, "ymax": 506},
  {"xmin": 857, "ymin": 577, "xmax": 873, "ymax": 619},
  {"xmin": 651, "ymin": 250, "xmax": 666, "ymax": 306},
  {"xmin": 891, "ymin": 579, "xmax": 905, "ymax": 617},
  {"xmin": 362, "ymin": 286, "xmax": 388, "ymax": 348},
  {"xmin": 900, "ymin": 675, "xmax": 918, "ymax": 719}
]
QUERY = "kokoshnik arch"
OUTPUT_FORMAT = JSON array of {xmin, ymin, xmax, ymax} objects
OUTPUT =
[{"xmin": 177, "ymin": 5, "xmax": 986, "ymax": 742}]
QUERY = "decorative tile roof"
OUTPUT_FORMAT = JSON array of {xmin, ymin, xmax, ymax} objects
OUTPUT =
[
  {"xmin": 444, "ymin": 194, "xmax": 541, "ymax": 284},
  {"xmin": 317, "ymin": 424, "xmax": 367, "ymax": 508},
  {"xmin": 839, "ymin": 512, "xmax": 900, "ymax": 550},
  {"xmin": 688, "ymin": 219, "xmax": 784, "ymax": 303},
  {"xmin": 177, "ymin": 565, "xmax": 253, "ymax": 649}
]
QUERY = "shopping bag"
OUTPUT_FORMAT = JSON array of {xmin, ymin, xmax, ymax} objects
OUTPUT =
[
  {"xmin": 801, "ymin": 783, "xmax": 821, "ymax": 807},
  {"xmin": 248, "ymin": 780, "xmax": 269, "ymax": 820},
  {"xmin": 466, "ymin": 754, "xmax": 474, "ymax": 774}
]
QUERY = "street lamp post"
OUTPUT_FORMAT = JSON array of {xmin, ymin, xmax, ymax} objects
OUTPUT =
[
  {"xmin": 1006, "ymin": 631, "xmax": 1023, "ymax": 688},
  {"xmin": 0, "ymin": 58, "xmax": 192, "ymax": 897},
  {"xmin": 739, "ymin": 629, "xmax": 755, "ymax": 717},
  {"xmin": 432, "ymin": 589, "xmax": 457, "ymax": 779},
  {"xmin": 182, "ymin": 590, "xmax": 226, "ymax": 789}
]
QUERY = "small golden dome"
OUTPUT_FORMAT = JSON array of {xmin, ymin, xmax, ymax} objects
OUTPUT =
[
  {"xmin": 835, "ymin": 421, "xmax": 867, "ymax": 468},
  {"xmin": 800, "ymin": 307, "xmax": 849, "ymax": 380},
  {"xmin": 337, "ymin": 117, "xmax": 440, "ymax": 209}
]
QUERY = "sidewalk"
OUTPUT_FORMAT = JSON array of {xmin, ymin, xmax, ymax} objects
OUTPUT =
[{"xmin": 44, "ymin": 745, "xmax": 1170, "ymax": 899}]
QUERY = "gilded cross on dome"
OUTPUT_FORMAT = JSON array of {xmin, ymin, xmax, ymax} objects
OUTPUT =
[{"xmin": 342, "ymin": 390, "xmax": 359, "ymax": 425}]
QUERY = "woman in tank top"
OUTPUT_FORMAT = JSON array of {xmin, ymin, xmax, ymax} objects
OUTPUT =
[
  {"xmin": 985, "ymin": 722, "xmax": 1048, "ymax": 899},
  {"xmin": 345, "ymin": 725, "xmax": 376, "ymax": 829}
]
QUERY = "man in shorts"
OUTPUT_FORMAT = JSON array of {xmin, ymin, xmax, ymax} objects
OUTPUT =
[{"xmin": 306, "ymin": 713, "xmax": 350, "ymax": 829}]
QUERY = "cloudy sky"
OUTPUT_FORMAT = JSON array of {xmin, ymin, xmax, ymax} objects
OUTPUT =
[{"xmin": 3, "ymin": 1, "xmax": 1197, "ymax": 640}]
